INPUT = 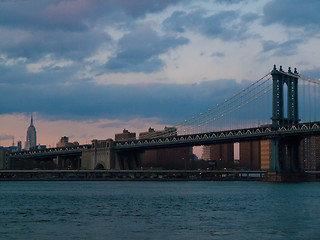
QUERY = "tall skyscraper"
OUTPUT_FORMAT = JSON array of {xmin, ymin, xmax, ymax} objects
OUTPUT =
[{"xmin": 25, "ymin": 114, "xmax": 37, "ymax": 150}]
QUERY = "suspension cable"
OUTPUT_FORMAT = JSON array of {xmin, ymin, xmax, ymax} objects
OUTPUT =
[
  {"xmin": 181, "ymin": 83, "xmax": 273, "ymax": 134},
  {"xmin": 177, "ymin": 74, "xmax": 272, "ymax": 129}
]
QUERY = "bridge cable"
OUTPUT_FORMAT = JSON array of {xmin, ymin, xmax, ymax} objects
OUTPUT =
[
  {"xmin": 143, "ymin": 72, "xmax": 279, "ymax": 138},
  {"xmin": 194, "ymin": 83, "xmax": 273, "ymax": 132},
  {"xmin": 181, "ymin": 82, "xmax": 272, "ymax": 134},
  {"xmin": 176, "ymin": 74, "xmax": 272, "ymax": 132}
]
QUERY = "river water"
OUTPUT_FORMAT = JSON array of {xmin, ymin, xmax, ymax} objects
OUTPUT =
[{"xmin": 1, "ymin": 181, "xmax": 319, "ymax": 239}]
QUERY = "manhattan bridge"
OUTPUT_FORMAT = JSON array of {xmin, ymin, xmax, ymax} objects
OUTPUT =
[
  {"xmin": 9, "ymin": 65, "xmax": 320, "ymax": 181},
  {"xmin": 115, "ymin": 65, "xmax": 320, "ymax": 174}
]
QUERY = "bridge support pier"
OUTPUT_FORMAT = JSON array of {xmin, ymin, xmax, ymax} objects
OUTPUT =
[
  {"xmin": 265, "ymin": 65, "xmax": 306, "ymax": 182},
  {"xmin": 55, "ymin": 156, "xmax": 63, "ymax": 169},
  {"xmin": 81, "ymin": 139, "xmax": 115, "ymax": 170},
  {"xmin": 265, "ymin": 136, "xmax": 306, "ymax": 182},
  {"xmin": 115, "ymin": 151, "xmax": 142, "ymax": 170}
]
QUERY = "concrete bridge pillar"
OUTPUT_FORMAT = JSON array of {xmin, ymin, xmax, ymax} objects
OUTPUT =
[
  {"xmin": 55, "ymin": 156, "xmax": 64, "ymax": 169},
  {"xmin": 81, "ymin": 139, "xmax": 115, "ymax": 170},
  {"xmin": 115, "ymin": 151, "xmax": 142, "ymax": 170},
  {"xmin": 285, "ymin": 137, "xmax": 302, "ymax": 172},
  {"xmin": 267, "ymin": 136, "xmax": 305, "ymax": 182},
  {"xmin": 270, "ymin": 137, "xmax": 302, "ymax": 172}
]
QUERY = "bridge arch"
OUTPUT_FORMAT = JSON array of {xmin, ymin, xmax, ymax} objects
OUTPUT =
[{"xmin": 95, "ymin": 163, "xmax": 105, "ymax": 170}]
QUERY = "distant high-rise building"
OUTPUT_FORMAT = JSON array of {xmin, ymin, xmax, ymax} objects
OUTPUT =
[
  {"xmin": 25, "ymin": 114, "xmax": 37, "ymax": 150},
  {"xmin": 202, "ymin": 144, "xmax": 234, "ymax": 169},
  {"xmin": 238, "ymin": 140, "xmax": 271, "ymax": 170},
  {"xmin": 115, "ymin": 129, "xmax": 136, "ymax": 141},
  {"xmin": 114, "ymin": 127, "xmax": 193, "ymax": 170},
  {"xmin": 239, "ymin": 141, "xmax": 261, "ymax": 170},
  {"xmin": 260, "ymin": 140, "xmax": 271, "ymax": 170},
  {"xmin": 17, "ymin": 141, "xmax": 22, "ymax": 152},
  {"xmin": 202, "ymin": 145, "xmax": 211, "ymax": 161},
  {"xmin": 56, "ymin": 136, "xmax": 79, "ymax": 148},
  {"xmin": 300, "ymin": 136, "xmax": 320, "ymax": 170},
  {"xmin": 0, "ymin": 149, "xmax": 10, "ymax": 169}
]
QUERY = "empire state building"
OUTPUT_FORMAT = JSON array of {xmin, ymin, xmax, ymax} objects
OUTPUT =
[{"xmin": 25, "ymin": 114, "xmax": 37, "ymax": 150}]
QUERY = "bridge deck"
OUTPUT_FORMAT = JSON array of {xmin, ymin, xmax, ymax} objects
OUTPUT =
[{"xmin": 114, "ymin": 121, "xmax": 320, "ymax": 150}]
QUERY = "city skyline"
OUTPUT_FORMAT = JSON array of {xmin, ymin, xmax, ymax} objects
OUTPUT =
[{"xmin": 1, "ymin": 0, "xmax": 320, "ymax": 147}]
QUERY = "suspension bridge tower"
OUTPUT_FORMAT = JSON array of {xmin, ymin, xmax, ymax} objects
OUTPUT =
[
  {"xmin": 271, "ymin": 65, "xmax": 299, "ymax": 127},
  {"xmin": 267, "ymin": 65, "xmax": 306, "ymax": 181}
]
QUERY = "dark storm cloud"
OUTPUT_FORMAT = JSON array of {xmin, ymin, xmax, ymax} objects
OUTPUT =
[
  {"xmin": 262, "ymin": 39, "xmax": 303, "ymax": 56},
  {"xmin": 0, "ymin": 28, "xmax": 111, "ymax": 60},
  {"xmin": 262, "ymin": 0, "xmax": 320, "ymax": 31},
  {"xmin": 110, "ymin": 0, "xmax": 184, "ymax": 18},
  {"xmin": 0, "ymin": 0, "xmax": 183, "ymax": 31},
  {"xmin": 105, "ymin": 27, "xmax": 189, "ymax": 73},
  {"xmin": 0, "ymin": 0, "xmax": 183, "ymax": 58},
  {"xmin": 0, "ymin": 0, "xmax": 89, "ymax": 31},
  {"xmin": 0, "ymin": 61, "xmax": 82, "ymax": 85},
  {"xmin": 0, "ymin": 79, "xmax": 251, "ymax": 124},
  {"xmin": 163, "ymin": 9, "xmax": 256, "ymax": 41}
]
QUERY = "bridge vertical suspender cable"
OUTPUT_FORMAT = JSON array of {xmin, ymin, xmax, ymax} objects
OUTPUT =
[{"xmin": 283, "ymin": 72, "xmax": 320, "ymax": 123}]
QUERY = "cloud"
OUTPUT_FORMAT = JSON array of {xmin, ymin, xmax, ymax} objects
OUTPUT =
[
  {"xmin": 0, "ymin": 27, "xmax": 111, "ymax": 61},
  {"xmin": 98, "ymin": 122, "xmax": 128, "ymax": 129},
  {"xmin": 211, "ymin": 52, "xmax": 225, "ymax": 58},
  {"xmin": 262, "ymin": 0, "xmax": 320, "ymax": 31},
  {"xmin": 98, "ymin": 117, "xmax": 161, "ymax": 129},
  {"xmin": 301, "ymin": 67, "xmax": 320, "ymax": 80},
  {"xmin": 0, "ymin": 54, "xmax": 26, "ymax": 67},
  {"xmin": 0, "ymin": 134, "xmax": 13, "ymax": 141},
  {"xmin": 0, "ymin": 0, "xmax": 319, "ymax": 134},
  {"xmin": 26, "ymin": 55, "xmax": 73, "ymax": 73},
  {"xmin": 108, "ymin": 0, "xmax": 183, "ymax": 18},
  {"xmin": 163, "ymin": 9, "xmax": 256, "ymax": 41},
  {"xmin": 0, "ymin": 1, "xmax": 185, "ymax": 74},
  {"xmin": 214, "ymin": 0, "xmax": 247, "ymax": 4},
  {"xmin": 0, "ymin": 59, "xmax": 84, "ymax": 86},
  {"xmin": 262, "ymin": 39, "xmax": 304, "ymax": 56},
  {"xmin": 0, "ymin": 78, "xmax": 254, "ymax": 124},
  {"xmin": 0, "ymin": 0, "xmax": 91, "ymax": 31},
  {"xmin": 105, "ymin": 26, "xmax": 189, "ymax": 73},
  {"xmin": 241, "ymin": 13, "xmax": 260, "ymax": 23},
  {"xmin": 0, "ymin": 0, "xmax": 183, "ymax": 31}
]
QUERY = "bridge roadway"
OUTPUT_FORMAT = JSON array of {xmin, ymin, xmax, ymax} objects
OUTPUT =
[
  {"xmin": 114, "ymin": 121, "xmax": 320, "ymax": 150},
  {"xmin": 10, "ymin": 144, "xmax": 91, "ymax": 159},
  {"xmin": 9, "ymin": 121, "xmax": 320, "ymax": 159}
]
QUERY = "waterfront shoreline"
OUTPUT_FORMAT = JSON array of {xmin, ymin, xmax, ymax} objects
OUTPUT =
[{"xmin": 1, "ymin": 170, "xmax": 319, "ymax": 182}]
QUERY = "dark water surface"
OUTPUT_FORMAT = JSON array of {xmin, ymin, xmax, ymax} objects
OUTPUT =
[{"xmin": 1, "ymin": 181, "xmax": 319, "ymax": 239}]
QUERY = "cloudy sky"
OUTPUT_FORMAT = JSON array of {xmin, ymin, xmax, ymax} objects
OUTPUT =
[{"xmin": 0, "ymin": 0, "xmax": 320, "ymax": 148}]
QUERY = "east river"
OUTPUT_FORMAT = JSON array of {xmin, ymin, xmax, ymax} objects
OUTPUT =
[{"xmin": 1, "ymin": 181, "xmax": 320, "ymax": 239}]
